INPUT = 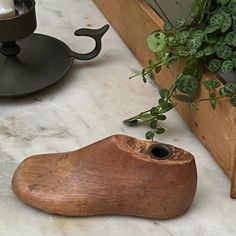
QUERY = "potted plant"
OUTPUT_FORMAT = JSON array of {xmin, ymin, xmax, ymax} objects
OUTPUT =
[{"xmin": 123, "ymin": 0, "xmax": 236, "ymax": 140}]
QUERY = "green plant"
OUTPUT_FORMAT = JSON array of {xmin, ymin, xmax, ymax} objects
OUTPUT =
[{"xmin": 124, "ymin": 0, "xmax": 236, "ymax": 140}]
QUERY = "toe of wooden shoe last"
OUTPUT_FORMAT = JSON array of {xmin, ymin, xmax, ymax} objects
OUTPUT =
[{"xmin": 12, "ymin": 134, "xmax": 197, "ymax": 219}]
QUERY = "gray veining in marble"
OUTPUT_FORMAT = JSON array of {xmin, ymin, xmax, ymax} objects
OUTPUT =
[{"xmin": 0, "ymin": 0, "xmax": 236, "ymax": 235}]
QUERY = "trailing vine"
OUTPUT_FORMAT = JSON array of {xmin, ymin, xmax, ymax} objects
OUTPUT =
[{"xmin": 124, "ymin": 0, "xmax": 236, "ymax": 140}]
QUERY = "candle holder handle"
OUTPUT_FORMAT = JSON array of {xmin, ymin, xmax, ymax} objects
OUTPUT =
[{"xmin": 70, "ymin": 24, "xmax": 109, "ymax": 61}]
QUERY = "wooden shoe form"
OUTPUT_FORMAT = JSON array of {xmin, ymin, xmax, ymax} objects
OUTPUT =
[{"xmin": 12, "ymin": 135, "xmax": 197, "ymax": 219}]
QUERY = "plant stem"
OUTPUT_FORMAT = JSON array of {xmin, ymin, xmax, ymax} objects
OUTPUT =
[
  {"xmin": 123, "ymin": 109, "xmax": 151, "ymax": 123},
  {"xmin": 168, "ymin": 84, "xmax": 177, "ymax": 100},
  {"xmin": 194, "ymin": 94, "xmax": 232, "ymax": 104},
  {"xmin": 129, "ymin": 68, "xmax": 151, "ymax": 79},
  {"xmin": 129, "ymin": 60, "xmax": 171, "ymax": 79}
]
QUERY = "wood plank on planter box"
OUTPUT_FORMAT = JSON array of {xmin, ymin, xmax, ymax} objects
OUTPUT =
[
  {"xmin": 145, "ymin": 0, "xmax": 192, "ymax": 26},
  {"xmin": 93, "ymin": 0, "xmax": 236, "ymax": 198}
]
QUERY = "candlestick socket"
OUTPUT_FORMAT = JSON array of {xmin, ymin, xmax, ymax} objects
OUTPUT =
[{"xmin": 0, "ymin": 0, "xmax": 37, "ymax": 43}]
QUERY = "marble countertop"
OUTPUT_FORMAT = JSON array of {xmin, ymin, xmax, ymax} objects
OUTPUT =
[{"xmin": 0, "ymin": 0, "xmax": 235, "ymax": 235}]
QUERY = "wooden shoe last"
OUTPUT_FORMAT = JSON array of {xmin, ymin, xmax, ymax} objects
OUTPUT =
[{"xmin": 12, "ymin": 135, "xmax": 197, "ymax": 219}]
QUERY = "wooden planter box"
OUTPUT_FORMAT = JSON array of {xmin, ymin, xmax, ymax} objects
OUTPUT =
[{"xmin": 94, "ymin": 0, "xmax": 236, "ymax": 198}]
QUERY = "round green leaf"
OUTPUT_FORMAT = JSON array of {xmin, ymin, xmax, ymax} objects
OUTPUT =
[
  {"xmin": 149, "ymin": 72, "xmax": 155, "ymax": 80},
  {"xmin": 227, "ymin": 82, "xmax": 236, "ymax": 93},
  {"xmin": 220, "ymin": 82, "xmax": 236, "ymax": 95},
  {"xmin": 215, "ymin": 43, "xmax": 232, "ymax": 59},
  {"xmin": 210, "ymin": 92, "xmax": 217, "ymax": 110},
  {"xmin": 230, "ymin": 95, "xmax": 236, "ymax": 107},
  {"xmin": 185, "ymin": 2, "xmax": 200, "ymax": 25},
  {"xmin": 187, "ymin": 37, "xmax": 202, "ymax": 50},
  {"xmin": 204, "ymin": 80, "xmax": 211, "ymax": 89},
  {"xmin": 210, "ymin": 13, "xmax": 225, "ymax": 27},
  {"xmin": 211, "ymin": 80, "xmax": 222, "ymax": 89},
  {"xmin": 191, "ymin": 2, "xmax": 200, "ymax": 16},
  {"xmin": 146, "ymin": 131, "xmax": 155, "ymax": 140},
  {"xmin": 218, "ymin": 0, "xmax": 229, "ymax": 5},
  {"xmin": 147, "ymin": 32, "xmax": 166, "ymax": 53},
  {"xmin": 175, "ymin": 74, "xmax": 199, "ymax": 94},
  {"xmin": 225, "ymin": 31, "xmax": 236, "ymax": 47},
  {"xmin": 167, "ymin": 36, "xmax": 176, "ymax": 46},
  {"xmin": 140, "ymin": 114, "xmax": 153, "ymax": 122},
  {"xmin": 220, "ymin": 5, "xmax": 231, "ymax": 15},
  {"xmin": 177, "ymin": 47, "xmax": 189, "ymax": 57},
  {"xmin": 195, "ymin": 50, "xmax": 204, "ymax": 58},
  {"xmin": 150, "ymin": 107, "xmax": 159, "ymax": 116},
  {"xmin": 209, "ymin": 58, "xmax": 222, "ymax": 73},
  {"xmin": 221, "ymin": 16, "xmax": 232, "ymax": 32},
  {"xmin": 191, "ymin": 30, "xmax": 205, "ymax": 40},
  {"xmin": 176, "ymin": 31, "xmax": 190, "ymax": 44},
  {"xmin": 189, "ymin": 49, "xmax": 197, "ymax": 55},
  {"xmin": 221, "ymin": 60, "xmax": 234, "ymax": 73},
  {"xmin": 159, "ymin": 102, "xmax": 174, "ymax": 113},
  {"xmin": 176, "ymin": 17, "xmax": 186, "ymax": 28},
  {"xmin": 204, "ymin": 80, "xmax": 221, "ymax": 89},
  {"xmin": 156, "ymin": 115, "xmax": 167, "ymax": 121},
  {"xmin": 150, "ymin": 120, "xmax": 157, "ymax": 129},
  {"xmin": 142, "ymin": 69, "xmax": 147, "ymax": 83},
  {"xmin": 159, "ymin": 88, "xmax": 169, "ymax": 99},
  {"xmin": 155, "ymin": 65, "xmax": 162, "ymax": 73},
  {"xmin": 163, "ymin": 23, "xmax": 173, "ymax": 33},
  {"xmin": 204, "ymin": 47, "xmax": 215, "ymax": 56},
  {"xmin": 148, "ymin": 59, "xmax": 154, "ymax": 66},
  {"xmin": 155, "ymin": 127, "xmax": 165, "ymax": 134}
]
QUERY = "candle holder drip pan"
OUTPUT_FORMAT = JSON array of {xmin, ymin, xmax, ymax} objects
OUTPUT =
[{"xmin": 0, "ymin": 0, "xmax": 109, "ymax": 97}]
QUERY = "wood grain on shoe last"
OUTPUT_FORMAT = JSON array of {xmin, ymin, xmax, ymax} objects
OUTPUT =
[{"xmin": 12, "ymin": 135, "xmax": 197, "ymax": 219}]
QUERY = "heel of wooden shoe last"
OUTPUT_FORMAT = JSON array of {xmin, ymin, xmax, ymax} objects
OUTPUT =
[{"xmin": 12, "ymin": 134, "xmax": 197, "ymax": 219}]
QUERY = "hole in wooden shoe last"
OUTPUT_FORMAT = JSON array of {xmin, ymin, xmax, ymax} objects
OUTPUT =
[{"xmin": 148, "ymin": 144, "xmax": 173, "ymax": 160}]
